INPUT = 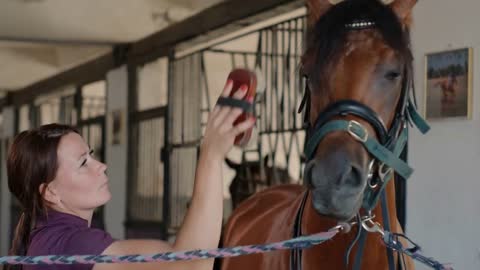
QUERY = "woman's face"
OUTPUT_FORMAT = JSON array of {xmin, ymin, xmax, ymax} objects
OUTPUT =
[{"xmin": 49, "ymin": 132, "xmax": 110, "ymax": 213}]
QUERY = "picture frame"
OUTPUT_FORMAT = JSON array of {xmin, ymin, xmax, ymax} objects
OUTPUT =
[{"xmin": 424, "ymin": 47, "xmax": 473, "ymax": 120}]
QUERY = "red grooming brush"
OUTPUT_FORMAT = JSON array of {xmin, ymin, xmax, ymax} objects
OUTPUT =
[{"xmin": 219, "ymin": 68, "xmax": 258, "ymax": 147}]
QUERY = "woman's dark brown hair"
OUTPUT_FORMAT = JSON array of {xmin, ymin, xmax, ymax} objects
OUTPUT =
[{"xmin": 7, "ymin": 123, "xmax": 78, "ymax": 269}]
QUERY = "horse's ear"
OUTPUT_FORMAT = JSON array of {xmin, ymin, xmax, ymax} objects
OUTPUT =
[
  {"xmin": 306, "ymin": 0, "xmax": 333, "ymax": 26},
  {"xmin": 388, "ymin": 0, "xmax": 417, "ymax": 26}
]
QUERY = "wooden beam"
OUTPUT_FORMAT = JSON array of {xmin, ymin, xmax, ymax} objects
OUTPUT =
[
  {"xmin": 129, "ymin": 0, "xmax": 302, "ymax": 61},
  {"xmin": 9, "ymin": 52, "xmax": 115, "ymax": 106},
  {"xmin": 9, "ymin": 0, "xmax": 303, "ymax": 106}
]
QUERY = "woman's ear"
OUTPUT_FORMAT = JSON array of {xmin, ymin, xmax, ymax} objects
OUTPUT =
[{"xmin": 39, "ymin": 183, "xmax": 60, "ymax": 206}]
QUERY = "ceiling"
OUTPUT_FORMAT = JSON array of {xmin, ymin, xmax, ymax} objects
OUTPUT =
[{"xmin": 0, "ymin": 0, "xmax": 224, "ymax": 90}]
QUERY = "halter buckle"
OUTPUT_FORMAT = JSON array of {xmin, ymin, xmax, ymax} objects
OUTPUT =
[{"xmin": 347, "ymin": 120, "xmax": 368, "ymax": 143}]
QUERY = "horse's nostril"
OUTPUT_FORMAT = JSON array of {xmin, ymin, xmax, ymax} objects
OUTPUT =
[{"xmin": 340, "ymin": 164, "xmax": 364, "ymax": 187}]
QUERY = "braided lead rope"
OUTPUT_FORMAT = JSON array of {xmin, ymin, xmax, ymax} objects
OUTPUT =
[
  {"xmin": 382, "ymin": 231, "xmax": 454, "ymax": 270},
  {"xmin": 0, "ymin": 231, "xmax": 338, "ymax": 265},
  {"xmin": 361, "ymin": 219, "xmax": 453, "ymax": 270}
]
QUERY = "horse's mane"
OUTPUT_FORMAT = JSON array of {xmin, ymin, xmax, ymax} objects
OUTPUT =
[{"xmin": 301, "ymin": 0, "xmax": 413, "ymax": 93}]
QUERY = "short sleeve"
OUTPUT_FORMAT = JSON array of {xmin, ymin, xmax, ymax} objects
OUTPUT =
[{"xmin": 64, "ymin": 227, "xmax": 115, "ymax": 255}]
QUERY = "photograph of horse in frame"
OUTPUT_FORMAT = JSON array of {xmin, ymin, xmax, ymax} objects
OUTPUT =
[{"xmin": 424, "ymin": 47, "xmax": 473, "ymax": 120}]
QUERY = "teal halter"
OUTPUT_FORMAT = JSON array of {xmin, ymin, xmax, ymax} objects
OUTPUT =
[{"xmin": 303, "ymin": 99, "xmax": 429, "ymax": 211}]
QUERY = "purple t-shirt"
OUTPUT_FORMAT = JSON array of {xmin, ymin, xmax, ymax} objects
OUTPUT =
[{"xmin": 26, "ymin": 210, "xmax": 115, "ymax": 270}]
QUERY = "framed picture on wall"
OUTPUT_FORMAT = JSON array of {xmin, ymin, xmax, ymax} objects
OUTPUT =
[{"xmin": 424, "ymin": 47, "xmax": 473, "ymax": 120}]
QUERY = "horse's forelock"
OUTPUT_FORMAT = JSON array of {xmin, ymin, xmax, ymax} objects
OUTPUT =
[{"xmin": 302, "ymin": 0, "xmax": 412, "ymax": 92}]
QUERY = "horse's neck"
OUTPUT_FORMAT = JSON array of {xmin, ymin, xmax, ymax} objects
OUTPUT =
[{"xmin": 301, "ymin": 177, "xmax": 400, "ymax": 234}]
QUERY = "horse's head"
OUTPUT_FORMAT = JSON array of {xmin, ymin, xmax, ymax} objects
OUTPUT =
[{"xmin": 301, "ymin": 0, "xmax": 418, "ymax": 221}]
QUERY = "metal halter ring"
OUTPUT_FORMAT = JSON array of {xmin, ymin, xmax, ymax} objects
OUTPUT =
[
  {"xmin": 378, "ymin": 163, "xmax": 393, "ymax": 181},
  {"xmin": 361, "ymin": 219, "xmax": 385, "ymax": 236},
  {"xmin": 330, "ymin": 215, "xmax": 376, "ymax": 234},
  {"xmin": 366, "ymin": 159, "xmax": 378, "ymax": 189},
  {"xmin": 329, "ymin": 223, "xmax": 352, "ymax": 234},
  {"xmin": 347, "ymin": 120, "xmax": 368, "ymax": 143}
]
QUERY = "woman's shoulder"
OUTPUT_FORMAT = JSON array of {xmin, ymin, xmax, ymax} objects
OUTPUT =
[{"xmin": 28, "ymin": 218, "xmax": 115, "ymax": 256}]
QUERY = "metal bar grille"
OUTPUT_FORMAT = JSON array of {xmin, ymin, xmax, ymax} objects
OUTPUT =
[
  {"xmin": 167, "ymin": 53, "xmax": 202, "ymax": 233},
  {"xmin": 126, "ymin": 58, "xmax": 169, "ymax": 239},
  {"xmin": 201, "ymin": 16, "xmax": 307, "ymax": 182},
  {"xmin": 128, "ymin": 118, "xmax": 165, "ymax": 222},
  {"xmin": 173, "ymin": 13, "xmax": 307, "ymax": 216}
]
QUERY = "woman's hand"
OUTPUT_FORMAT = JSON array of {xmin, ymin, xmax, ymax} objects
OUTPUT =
[{"xmin": 200, "ymin": 79, "xmax": 255, "ymax": 160}]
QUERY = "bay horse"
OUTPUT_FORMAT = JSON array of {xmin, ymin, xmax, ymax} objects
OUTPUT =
[{"xmin": 221, "ymin": 0, "xmax": 429, "ymax": 270}]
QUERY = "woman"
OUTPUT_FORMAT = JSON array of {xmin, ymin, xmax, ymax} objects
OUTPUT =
[{"xmin": 7, "ymin": 80, "xmax": 255, "ymax": 270}]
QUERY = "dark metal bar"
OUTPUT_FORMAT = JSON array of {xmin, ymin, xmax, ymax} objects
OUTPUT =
[
  {"xmin": 281, "ymin": 21, "xmax": 286, "ymax": 131},
  {"xmin": 131, "ymin": 107, "xmax": 167, "ymax": 122},
  {"xmin": 0, "ymin": 36, "xmax": 124, "ymax": 46},
  {"xmin": 163, "ymin": 53, "xmax": 174, "ymax": 238},
  {"xmin": 126, "ymin": 64, "xmax": 139, "ymax": 224},
  {"xmin": 259, "ymin": 127, "xmax": 304, "ymax": 135},
  {"xmin": 180, "ymin": 59, "xmax": 186, "ymax": 143},
  {"xmin": 230, "ymin": 53, "xmax": 237, "ymax": 68},
  {"xmin": 147, "ymin": 120, "xmax": 154, "ymax": 219},
  {"xmin": 200, "ymin": 53, "xmax": 212, "ymax": 113},
  {"xmin": 74, "ymin": 86, "xmax": 83, "ymax": 125},
  {"xmin": 77, "ymin": 115, "xmax": 104, "ymax": 126},
  {"xmin": 168, "ymin": 140, "xmax": 202, "ymax": 149}
]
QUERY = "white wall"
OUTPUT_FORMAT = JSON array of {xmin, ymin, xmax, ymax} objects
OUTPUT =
[
  {"xmin": 408, "ymin": 1, "xmax": 480, "ymax": 269},
  {"xmin": 104, "ymin": 65, "xmax": 129, "ymax": 239}
]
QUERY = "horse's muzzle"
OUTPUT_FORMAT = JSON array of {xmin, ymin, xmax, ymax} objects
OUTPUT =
[{"xmin": 304, "ymin": 144, "xmax": 368, "ymax": 221}]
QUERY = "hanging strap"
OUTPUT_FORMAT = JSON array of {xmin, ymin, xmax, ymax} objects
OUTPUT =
[
  {"xmin": 352, "ymin": 192, "xmax": 395, "ymax": 270},
  {"xmin": 362, "ymin": 129, "xmax": 408, "ymax": 211},
  {"xmin": 352, "ymin": 228, "xmax": 368, "ymax": 270},
  {"xmin": 290, "ymin": 191, "xmax": 309, "ymax": 270},
  {"xmin": 381, "ymin": 191, "xmax": 396, "ymax": 270},
  {"xmin": 407, "ymin": 102, "xmax": 430, "ymax": 134}
]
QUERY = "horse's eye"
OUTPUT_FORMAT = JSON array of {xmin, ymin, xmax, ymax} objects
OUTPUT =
[{"xmin": 385, "ymin": 71, "xmax": 401, "ymax": 81}]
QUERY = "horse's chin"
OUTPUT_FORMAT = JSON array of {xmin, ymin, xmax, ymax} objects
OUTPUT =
[{"xmin": 311, "ymin": 190, "xmax": 363, "ymax": 222}]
